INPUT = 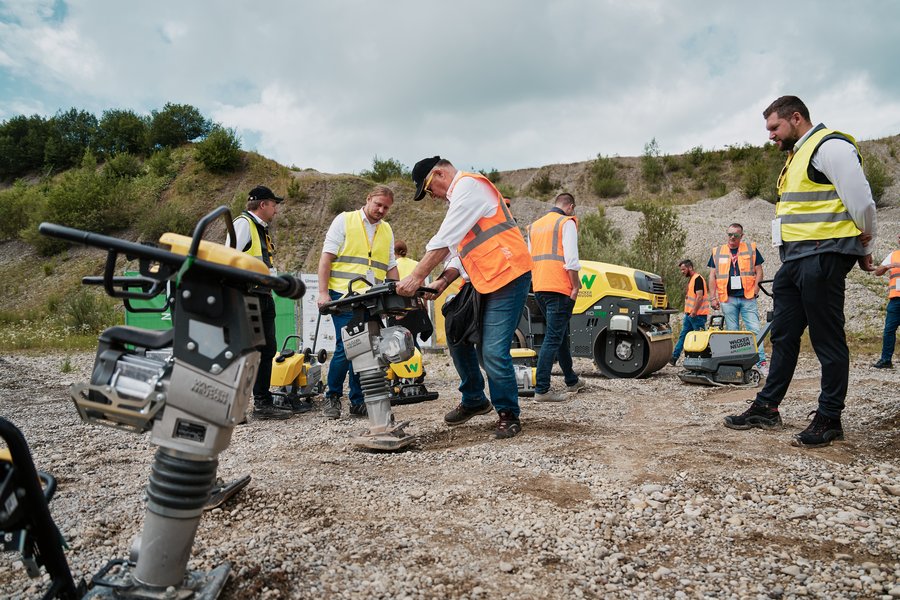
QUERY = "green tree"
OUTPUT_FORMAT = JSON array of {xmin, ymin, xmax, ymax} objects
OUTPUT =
[
  {"xmin": 194, "ymin": 126, "xmax": 242, "ymax": 172},
  {"xmin": 641, "ymin": 137, "xmax": 664, "ymax": 190},
  {"xmin": 863, "ymin": 152, "xmax": 894, "ymax": 207},
  {"xmin": 628, "ymin": 203, "xmax": 686, "ymax": 308},
  {"xmin": 0, "ymin": 114, "xmax": 50, "ymax": 179},
  {"xmin": 578, "ymin": 206, "xmax": 626, "ymax": 263},
  {"xmin": 590, "ymin": 154, "xmax": 626, "ymax": 198},
  {"xmin": 97, "ymin": 109, "xmax": 149, "ymax": 157},
  {"xmin": 43, "ymin": 108, "xmax": 99, "ymax": 171},
  {"xmin": 360, "ymin": 156, "xmax": 409, "ymax": 182},
  {"xmin": 148, "ymin": 103, "xmax": 210, "ymax": 148}
]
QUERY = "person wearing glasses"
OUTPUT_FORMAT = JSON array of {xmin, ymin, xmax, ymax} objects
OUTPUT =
[
  {"xmin": 872, "ymin": 233, "xmax": 900, "ymax": 369},
  {"xmin": 316, "ymin": 185, "xmax": 399, "ymax": 419},
  {"xmin": 228, "ymin": 185, "xmax": 293, "ymax": 421},
  {"xmin": 724, "ymin": 96, "xmax": 877, "ymax": 448},
  {"xmin": 707, "ymin": 223, "xmax": 768, "ymax": 375},
  {"xmin": 397, "ymin": 156, "xmax": 533, "ymax": 440}
]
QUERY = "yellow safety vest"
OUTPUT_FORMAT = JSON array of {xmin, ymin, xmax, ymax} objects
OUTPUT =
[
  {"xmin": 396, "ymin": 256, "xmax": 419, "ymax": 280},
  {"xmin": 234, "ymin": 212, "xmax": 273, "ymax": 268},
  {"xmin": 776, "ymin": 127, "xmax": 862, "ymax": 243},
  {"xmin": 328, "ymin": 210, "xmax": 393, "ymax": 293}
]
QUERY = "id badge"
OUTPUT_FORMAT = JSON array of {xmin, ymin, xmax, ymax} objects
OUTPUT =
[
  {"xmin": 771, "ymin": 218, "xmax": 783, "ymax": 247},
  {"xmin": 730, "ymin": 275, "xmax": 743, "ymax": 290},
  {"xmin": 366, "ymin": 269, "xmax": 375, "ymax": 284},
  {"xmin": 896, "ymin": 279, "xmax": 900, "ymax": 292}
]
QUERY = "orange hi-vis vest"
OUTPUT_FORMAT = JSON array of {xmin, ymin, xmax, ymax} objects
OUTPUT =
[
  {"xmin": 685, "ymin": 272, "xmax": 710, "ymax": 315},
  {"xmin": 529, "ymin": 211, "xmax": 578, "ymax": 295},
  {"xmin": 452, "ymin": 172, "xmax": 533, "ymax": 294},
  {"xmin": 889, "ymin": 249, "xmax": 900, "ymax": 299},
  {"xmin": 712, "ymin": 241, "xmax": 757, "ymax": 302}
]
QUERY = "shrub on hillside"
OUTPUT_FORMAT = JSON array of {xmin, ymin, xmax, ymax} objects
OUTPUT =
[
  {"xmin": 864, "ymin": 152, "xmax": 894, "ymax": 207},
  {"xmin": 529, "ymin": 169, "xmax": 558, "ymax": 196},
  {"xmin": 23, "ymin": 167, "xmax": 134, "ymax": 255},
  {"xmin": 103, "ymin": 152, "xmax": 143, "ymax": 179},
  {"xmin": 328, "ymin": 183, "xmax": 355, "ymax": 215},
  {"xmin": 61, "ymin": 288, "xmax": 117, "ymax": 333},
  {"xmin": 591, "ymin": 155, "xmax": 626, "ymax": 198},
  {"xmin": 195, "ymin": 127, "xmax": 242, "ymax": 173},
  {"xmin": 136, "ymin": 202, "xmax": 198, "ymax": 242},
  {"xmin": 478, "ymin": 168, "xmax": 501, "ymax": 183},
  {"xmin": 146, "ymin": 148, "xmax": 175, "ymax": 177},
  {"xmin": 360, "ymin": 156, "xmax": 409, "ymax": 182},
  {"xmin": 0, "ymin": 182, "xmax": 40, "ymax": 241}
]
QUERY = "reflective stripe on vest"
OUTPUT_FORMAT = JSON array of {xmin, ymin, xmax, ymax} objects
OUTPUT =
[
  {"xmin": 328, "ymin": 210, "xmax": 393, "ymax": 292},
  {"xmin": 529, "ymin": 211, "xmax": 577, "ymax": 295},
  {"xmin": 235, "ymin": 213, "xmax": 274, "ymax": 268},
  {"xmin": 889, "ymin": 249, "xmax": 900, "ymax": 299},
  {"xmin": 452, "ymin": 172, "xmax": 533, "ymax": 294},
  {"xmin": 776, "ymin": 127, "xmax": 862, "ymax": 242},
  {"xmin": 685, "ymin": 273, "xmax": 710, "ymax": 315},
  {"xmin": 712, "ymin": 242, "xmax": 756, "ymax": 302}
]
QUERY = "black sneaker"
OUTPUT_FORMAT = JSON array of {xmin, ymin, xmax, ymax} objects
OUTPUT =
[
  {"xmin": 252, "ymin": 403, "xmax": 292, "ymax": 421},
  {"xmin": 444, "ymin": 401, "xmax": 493, "ymax": 426},
  {"xmin": 873, "ymin": 359, "xmax": 894, "ymax": 369},
  {"xmin": 723, "ymin": 401, "xmax": 782, "ymax": 430},
  {"xmin": 349, "ymin": 402, "xmax": 367, "ymax": 417},
  {"xmin": 792, "ymin": 411, "xmax": 844, "ymax": 448},
  {"xmin": 495, "ymin": 410, "xmax": 522, "ymax": 439}
]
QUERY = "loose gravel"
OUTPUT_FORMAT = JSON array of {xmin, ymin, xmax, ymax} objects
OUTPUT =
[{"xmin": 1, "ymin": 349, "xmax": 898, "ymax": 599}]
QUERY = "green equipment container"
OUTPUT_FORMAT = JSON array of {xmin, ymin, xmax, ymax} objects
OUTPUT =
[{"xmin": 123, "ymin": 271, "xmax": 298, "ymax": 348}]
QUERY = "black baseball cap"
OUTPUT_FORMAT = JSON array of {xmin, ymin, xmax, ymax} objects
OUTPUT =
[
  {"xmin": 248, "ymin": 185, "xmax": 283, "ymax": 203},
  {"xmin": 412, "ymin": 156, "xmax": 441, "ymax": 201}
]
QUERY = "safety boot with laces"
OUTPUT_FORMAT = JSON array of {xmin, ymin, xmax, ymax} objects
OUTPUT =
[
  {"xmin": 723, "ymin": 400, "xmax": 782, "ymax": 430},
  {"xmin": 495, "ymin": 410, "xmax": 522, "ymax": 439},
  {"xmin": 792, "ymin": 411, "xmax": 844, "ymax": 448},
  {"xmin": 444, "ymin": 401, "xmax": 492, "ymax": 426},
  {"xmin": 322, "ymin": 395, "xmax": 341, "ymax": 420}
]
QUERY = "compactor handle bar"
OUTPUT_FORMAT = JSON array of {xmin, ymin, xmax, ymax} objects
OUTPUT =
[
  {"xmin": 320, "ymin": 280, "xmax": 437, "ymax": 316},
  {"xmin": 38, "ymin": 207, "xmax": 305, "ymax": 300},
  {"xmin": 758, "ymin": 278, "xmax": 774, "ymax": 298}
]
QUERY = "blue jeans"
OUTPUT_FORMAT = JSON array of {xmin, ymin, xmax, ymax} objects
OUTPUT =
[
  {"xmin": 326, "ymin": 289, "xmax": 364, "ymax": 405},
  {"xmin": 672, "ymin": 314, "xmax": 708, "ymax": 360},
  {"xmin": 448, "ymin": 273, "xmax": 531, "ymax": 417},
  {"xmin": 881, "ymin": 297, "xmax": 900, "ymax": 363},
  {"xmin": 720, "ymin": 295, "xmax": 766, "ymax": 362},
  {"xmin": 534, "ymin": 292, "xmax": 578, "ymax": 394}
]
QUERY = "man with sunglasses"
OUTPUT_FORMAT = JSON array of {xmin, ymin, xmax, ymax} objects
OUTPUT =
[
  {"xmin": 398, "ymin": 156, "xmax": 533, "ymax": 440},
  {"xmin": 707, "ymin": 223, "xmax": 767, "ymax": 375},
  {"xmin": 229, "ymin": 185, "xmax": 293, "ymax": 421},
  {"xmin": 724, "ymin": 96, "xmax": 877, "ymax": 448}
]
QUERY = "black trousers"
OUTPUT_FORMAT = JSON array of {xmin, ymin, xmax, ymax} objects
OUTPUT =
[
  {"xmin": 756, "ymin": 252, "xmax": 857, "ymax": 418},
  {"xmin": 253, "ymin": 293, "xmax": 278, "ymax": 404}
]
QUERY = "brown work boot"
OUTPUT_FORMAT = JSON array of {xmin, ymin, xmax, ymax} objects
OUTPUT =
[
  {"xmin": 444, "ymin": 401, "xmax": 492, "ymax": 426},
  {"xmin": 495, "ymin": 410, "xmax": 522, "ymax": 439}
]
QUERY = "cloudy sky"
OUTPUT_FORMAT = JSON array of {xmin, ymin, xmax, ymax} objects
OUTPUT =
[{"xmin": 1, "ymin": 0, "xmax": 898, "ymax": 174}]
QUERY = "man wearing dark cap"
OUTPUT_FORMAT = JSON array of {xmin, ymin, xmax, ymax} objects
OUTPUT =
[
  {"xmin": 228, "ymin": 185, "xmax": 293, "ymax": 420},
  {"xmin": 397, "ymin": 157, "xmax": 533, "ymax": 439}
]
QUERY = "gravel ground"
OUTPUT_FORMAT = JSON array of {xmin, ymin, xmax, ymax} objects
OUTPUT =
[{"xmin": 1, "ymin": 349, "xmax": 898, "ymax": 599}]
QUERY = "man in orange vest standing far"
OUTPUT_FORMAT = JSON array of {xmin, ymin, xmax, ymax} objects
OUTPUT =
[
  {"xmin": 527, "ymin": 193, "xmax": 586, "ymax": 402},
  {"xmin": 707, "ymin": 223, "xmax": 768, "ymax": 376},
  {"xmin": 873, "ymin": 233, "xmax": 900, "ymax": 369},
  {"xmin": 670, "ymin": 259, "xmax": 710, "ymax": 366},
  {"xmin": 398, "ymin": 156, "xmax": 533, "ymax": 440}
]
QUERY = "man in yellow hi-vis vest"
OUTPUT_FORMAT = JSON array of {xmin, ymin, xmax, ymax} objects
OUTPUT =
[
  {"xmin": 228, "ymin": 185, "xmax": 292, "ymax": 421},
  {"xmin": 725, "ymin": 95, "xmax": 876, "ymax": 448},
  {"xmin": 316, "ymin": 185, "xmax": 398, "ymax": 419}
]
